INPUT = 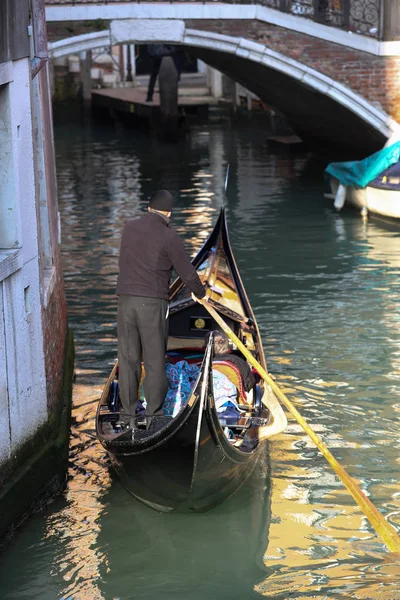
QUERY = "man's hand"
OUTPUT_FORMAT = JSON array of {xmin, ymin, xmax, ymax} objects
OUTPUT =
[{"xmin": 191, "ymin": 293, "xmax": 208, "ymax": 303}]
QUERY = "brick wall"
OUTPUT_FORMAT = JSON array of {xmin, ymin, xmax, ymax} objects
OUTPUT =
[
  {"xmin": 41, "ymin": 253, "xmax": 68, "ymax": 416},
  {"xmin": 185, "ymin": 19, "xmax": 400, "ymax": 121}
]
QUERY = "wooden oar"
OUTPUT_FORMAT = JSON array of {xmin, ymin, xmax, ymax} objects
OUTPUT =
[{"xmin": 197, "ymin": 297, "xmax": 400, "ymax": 553}]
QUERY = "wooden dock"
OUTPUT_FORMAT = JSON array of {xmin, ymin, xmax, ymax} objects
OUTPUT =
[{"xmin": 91, "ymin": 85, "xmax": 229, "ymax": 123}]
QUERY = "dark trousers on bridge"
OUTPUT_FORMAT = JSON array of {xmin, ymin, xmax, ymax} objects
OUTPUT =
[
  {"xmin": 146, "ymin": 55, "xmax": 182, "ymax": 101},
  {"xmin": 117, "ymin": 295, "xmax": 169, "ymax": 419}
]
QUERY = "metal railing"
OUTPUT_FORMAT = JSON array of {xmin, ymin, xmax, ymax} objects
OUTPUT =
[
  {"xmin": 45, "ymin": 0, "xmax": 400, "ymax": 41},
  {"xmin": 269, "ymin": 0, "xmax": 381, "ymax": 38}
]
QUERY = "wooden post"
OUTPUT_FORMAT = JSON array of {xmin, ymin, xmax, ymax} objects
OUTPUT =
[
  {"xmin": 119, "ymin": 45, "xmax": 125, "ymax": 82},
  {"xmin": 382, "ymin": 0, "xmax": 400, "ymax": 40},
  {"xmin": 158, "ymin": 55, "xmax": 180, "ymax": 141},
  {"xmin": 126, "ymin": 44, "xmax": 133, "ymax": 82},
  {"xmin": 79, "ymin": 50, "xmax": 92, "ymax": 104}
]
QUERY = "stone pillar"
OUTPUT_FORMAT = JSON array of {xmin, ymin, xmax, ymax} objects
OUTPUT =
[
  {"xmin": 79, "ymin": 50, "xmax": 92, "ymax": 103},
  {"xmin": 158, "ymin": 56, "xmax": 179, "ymax": 141},
  {"xmin": 209, "ymin": 67, "xmax": 223, "ymax": 99},
  {"xmin": 197, "ymin": 59, "xmax": 207, "ymax": 74}
]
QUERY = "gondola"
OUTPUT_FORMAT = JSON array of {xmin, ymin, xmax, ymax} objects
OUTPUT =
[{"xmin": 96, "ymin": 208, "xmax": 287, "ymax": 512}]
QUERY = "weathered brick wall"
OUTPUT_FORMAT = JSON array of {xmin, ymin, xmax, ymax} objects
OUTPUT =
[
  {"xmin": 41, "ymin": 252, "xmax": 68, "ymax": 416},
  {"xmin": 185, "ymin": 19, "xmax": 400, "ymax": 121}
]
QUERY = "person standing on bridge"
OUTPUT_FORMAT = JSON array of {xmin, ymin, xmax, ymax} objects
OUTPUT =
[
  {"xmin": 116, "ymin": 190, "xmax": 206, "ymax": 429},
  {"xmin": 145, "ymin": 44, "xmax": 184, "ymax": 103}
]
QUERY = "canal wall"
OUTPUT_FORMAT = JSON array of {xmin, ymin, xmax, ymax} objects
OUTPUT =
[{"xmin": 0, "ymin": 0, "xmax": 74, "ymax": 544}]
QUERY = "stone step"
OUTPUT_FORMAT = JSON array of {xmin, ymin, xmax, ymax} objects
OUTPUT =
[
  {"xmin": 177, "ymin": 86, "xmax": 211, "ymax": 97},
  {"xmin": 135, "ymin": 73, "xmax": 208, "ymax": 87},
  {"xmin": 135, "ymin": 81, "xmax": 211, "ymax": 96}
]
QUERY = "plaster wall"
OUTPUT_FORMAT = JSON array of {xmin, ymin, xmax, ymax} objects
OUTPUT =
[
  {"xmin": 0, "ymin": 9, "xmax": 73, "ymax": 541},
  {"xmin": 0, "ymin": 57, "xmax": 48, "ymax": 458},
  {"xmin": 3, "ymin": 263, "xmax": 47, "ymax": 451},
  {"xmin": 0, "ymin": 285, "xmax": 11, "ymax": 463},
  {"xmin": 9, "ymin": 59, "xmax": 39, "ymax": 263},
  {"xmin": 0, "ymin": 85, "xmax": 18, "ymax": 248}
]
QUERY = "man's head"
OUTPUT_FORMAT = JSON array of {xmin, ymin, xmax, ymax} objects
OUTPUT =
[
  {"xmin": 148, "ymin": 190, "xmax": 173, "ymax": 217},
  {"xmin": 205, "ymin": 330, "xmax": 230, "ymax": 355}
]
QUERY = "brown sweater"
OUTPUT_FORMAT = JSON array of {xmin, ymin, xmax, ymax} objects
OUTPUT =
[{"xmin": 116, "ymin": 211, "xmax": 206, "ymax": 300}]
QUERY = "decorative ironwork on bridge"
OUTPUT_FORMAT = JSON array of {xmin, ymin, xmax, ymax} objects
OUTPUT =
[
  {"xmin": 266, "ymin": 0, "xmax": 381, "ymax": 38},
  {"xmin": 45, "ymin": 0, "xmax": 399, "ymax": 41}
]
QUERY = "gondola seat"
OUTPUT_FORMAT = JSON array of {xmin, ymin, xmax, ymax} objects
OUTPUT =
[{"xmin": 213, "ymin": 360, "xmax": 251, "ymax": 406}]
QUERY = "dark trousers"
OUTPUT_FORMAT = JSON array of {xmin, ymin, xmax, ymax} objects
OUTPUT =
[
  {"xmin": 147, "ymin": 57, "xmax": 162, "ymax": 100},
  {"xmin": 146, "ymin": 56, "xmax": 182, "ymax": 100},
  {"xmin": 117, "ymin": 295, "xmax": 169, "ymax": 418}
]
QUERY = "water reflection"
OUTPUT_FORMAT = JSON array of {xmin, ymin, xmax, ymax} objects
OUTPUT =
[
  {"xmin": 0, "ymin": 122, "xmax": 400, "ymax": 599},
  {"xmin": 96, "ymin": 460, "xmax": 271, "ymax": 600},
  {"xmin": 44, "ymin": 383, "xmax": 111, "ymax": 600}
]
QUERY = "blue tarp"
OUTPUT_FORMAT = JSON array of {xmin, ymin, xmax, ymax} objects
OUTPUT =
[{"xmin": 325, "ymin": 141, "xmax": 400, "ymax": 189}]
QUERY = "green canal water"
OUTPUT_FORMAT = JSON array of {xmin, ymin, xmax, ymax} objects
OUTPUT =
[{"xmin": 1, "ymin": 119, "xmax": 400, "ymax": 599}]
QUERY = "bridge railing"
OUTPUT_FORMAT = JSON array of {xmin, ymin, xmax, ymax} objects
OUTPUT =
[
  {"xmin": 258, "ymin": 0, "xmax": 400, "ymax": 41},
  {"xmin": 47, "ymin": 0, "xmax": 400, "ymax": 41}
]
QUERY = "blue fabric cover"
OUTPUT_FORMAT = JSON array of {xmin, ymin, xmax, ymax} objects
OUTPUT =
[
  {"xmin": 163, "ymin": 361, "xmax": 200, "ymax": 417},
  {"xmin": 325, "ymin": 141, "xmax": 400, "ymax": 189},
  {"xmin": 162, "ymin": 360, "xmax": 240, "ymax": 418}
]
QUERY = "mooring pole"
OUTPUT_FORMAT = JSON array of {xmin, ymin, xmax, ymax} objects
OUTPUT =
[
  {"xmin": 126, "ymin": 44, "xmax": 133, "ymax": 82},
  {"xmin": 158, "ymin": 55, "xmax": 179, "ymax": 141}
]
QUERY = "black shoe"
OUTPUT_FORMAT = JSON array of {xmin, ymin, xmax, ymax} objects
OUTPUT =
[
  {"xmin": 135, "ymin": 416, "xmax": 147, "ymax": 429},
  {"xmin": 145, "ymin": 96, "xmax": 152, "ymax": 103},
  {"xmin": 145, "ymin": 416, "xmax": 165, "ymax": 434}
]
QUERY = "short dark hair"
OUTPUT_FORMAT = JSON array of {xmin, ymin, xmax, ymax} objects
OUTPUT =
[{"xmin": 205, "ymin": 330, "xmax": 230, "ymax": 355}]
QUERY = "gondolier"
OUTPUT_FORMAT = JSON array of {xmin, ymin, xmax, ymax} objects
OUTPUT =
[
  {"xmin": 116, "ymin": 190, "xmax": 206, "ymax": 427},
  {"xmin": 98, "ymin": 208, "xmax": 287, "ymax": 512}
]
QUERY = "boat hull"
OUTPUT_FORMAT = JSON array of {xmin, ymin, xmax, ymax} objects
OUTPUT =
[
  {"xmin": 330, "ymin": 177, "xmax": 400, "ymax": 220},
  {"xmin": 107, "ymin": 415, "xmax": 264, "ymax": 513}
]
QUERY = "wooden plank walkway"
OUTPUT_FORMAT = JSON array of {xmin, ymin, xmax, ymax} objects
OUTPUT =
[{"xmin": 90, "ymin": 85, "xmax": 233, "ymax": 124}]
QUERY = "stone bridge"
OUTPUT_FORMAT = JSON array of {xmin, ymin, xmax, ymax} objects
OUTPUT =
[{"xmin": 46, "ymin": 0, "xmax": 400, "ymax": 151}]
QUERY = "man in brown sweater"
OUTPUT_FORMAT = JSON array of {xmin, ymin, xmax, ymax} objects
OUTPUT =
[{"xmin": 116, "ymin": 190, "xmax": 206, "ymax": 427}]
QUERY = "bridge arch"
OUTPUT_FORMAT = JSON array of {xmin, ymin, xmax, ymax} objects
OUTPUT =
[{"xmin": 49, "ymin": 23, "xmax": 400, "ymax": 151}]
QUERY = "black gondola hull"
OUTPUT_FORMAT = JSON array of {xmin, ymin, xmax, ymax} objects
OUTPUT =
[{"xmin": 103, "ymin": 408, "xmax": 265, "ymax": 512}]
